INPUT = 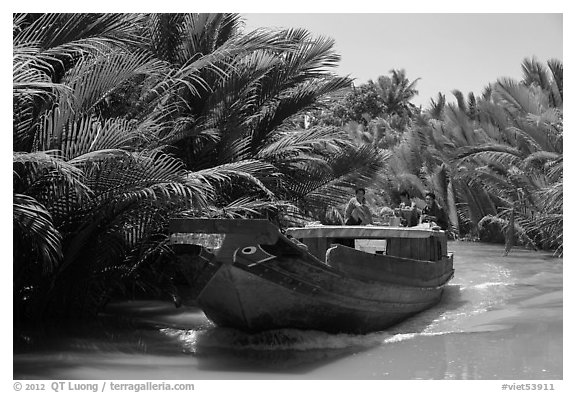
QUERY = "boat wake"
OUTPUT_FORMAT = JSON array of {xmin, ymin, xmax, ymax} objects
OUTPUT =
[
  {"xmin": 159, "ymin": 270, "xmax": 518, "ymax": 354},
  {"xmin": 464, "ymin": 281, "xmax": 513, "ymax": 290},
  {"xmin": 159, "ymin": 285, "xmax": 473, "ymax": 353},
  {"xmin": 161, "ymin": 325, "xmax": 460, "ymax": 354},
  {"xmin": 162, "ymin": 327, "xmax": 385, "ymax": 352}
]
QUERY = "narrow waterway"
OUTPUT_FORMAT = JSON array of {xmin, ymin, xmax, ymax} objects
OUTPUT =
[{"xmin": 14, "ymin": 242, "xmax": 562, "ymax": 380}]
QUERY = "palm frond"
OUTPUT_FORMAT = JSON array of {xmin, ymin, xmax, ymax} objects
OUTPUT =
[
  {"xmin": 36, "ymin": 110, "xmax": 146, "ymax": 160},
  {"xmin": 187, "ymin": 159, "xmax": 278, "ymax": 200},
  {"xmin": 452, "ymin": 89, "xmax": 467, "ymax": 113},
  {"xmin": 208, "ymin": 197, "xmax": 296, "ymax": 220},
  {"xmin": 544, "ymin": 157, "xmax": 563, "ymax": 182},
  {"xmin": 61, "ymin": 49, "xmax": 167, "ymax": 115},
  {"xmin": 547, "ymin": 58, "xmax": 563, "ymax": 107},
  {"xmin": 14, "ymin": 13, "xmax": 145, "ymax": 57},
  {"xmin": 54, "ymin": 156, "xmax": 201, "ymax": 279},
  {"xmin": 80, "ymin": 151, "xmax": 193, "ymax": 199},
  {"xmin": 14, "ymin": 151, "xmax": 90, "ymax": 196},
  {"xmin": 13, "ymin": 43, "xmax": 71, "ymax": 101},
  {"xmin": 521, "ymin": 57, "xmax": 551, "ymax": 92},
  {"xmin": 455, "ymin": 143, "xmax": 523, "ymax": 166},
  {"xmin": 493, "ymin": 77, "xmax": 546, "ymax": 115},
  {"xmin": 428, "ymin": 92, "xmax": 446, "ymax": 120},
  {"xmin": 138, "ymin": 20, "xmax": 297, "ymax": 113},
  {"xmin": 13, "ymin": 193, "xmax": 63, "ymax": 273},
  {"xmin": 256, "ymin": 126, "xmax": 345, "ymax": 161},
  {"xmin": 250, "ymin": 77, "xmax": 352, "ymax": 151},
  {"xmin": 146, "ymin": 13, "xmax": 189, "ymax": 65},
  {"xmin": 289, "ymin": 145, "xmax": 389, "ymax": 210},
  {"xmin": 522, "ymin": 150, "xmax": 561, "ymax": 170},
  {"xmin": 508, "ymin": 121, "xmax": 557, "ymax": 154}
]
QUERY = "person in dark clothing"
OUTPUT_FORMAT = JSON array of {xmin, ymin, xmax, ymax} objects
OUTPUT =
[
  {"xmin": 339, "ymin": 187, "xmax": 372, "ymax": 247},
  {"xmin": 344, "ymin": 188, "xmax": 373, "ymax": 225},
  {"xmin": 397, "ymin": 190, "xmax": 420, "ymax": 227},
  {"xmin": 420, "ymin": 191, "xmax": 449, "ymax": 230}
]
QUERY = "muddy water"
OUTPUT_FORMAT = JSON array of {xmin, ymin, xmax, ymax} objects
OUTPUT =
[{"xmin": 13, "ymin": 242, "xmax": 562, "ymax": 380}]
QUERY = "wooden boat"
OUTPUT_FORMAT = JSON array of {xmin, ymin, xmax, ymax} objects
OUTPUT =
[{"xmin": 169, "ymin": 219, "xmax": 454, "ymax": 334}]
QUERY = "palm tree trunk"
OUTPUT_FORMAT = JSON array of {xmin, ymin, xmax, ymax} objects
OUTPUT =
[{"xmin": 503, "ymin": 207, "xmax": 515, "ymax": 256}]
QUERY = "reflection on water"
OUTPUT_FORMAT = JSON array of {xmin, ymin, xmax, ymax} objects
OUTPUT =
[{"xmin": 14, "ymin": 242, "xmax": 562, "ymax": 380}]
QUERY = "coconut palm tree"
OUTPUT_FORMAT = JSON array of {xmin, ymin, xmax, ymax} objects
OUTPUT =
[
  {"xmin": 134, "ymin": 15, "xmax": 385, "ymax": 219},
  {"xmin": 379, "ymin": 57, "xmax": 562, "ymax": 252},
  {"xmin": 14, "ymin": 13, "xmax": 390, "ymax": 323},
  {"xmin": 13, "ymin": 13, "xmax": 210, "ymax": 321},
  {"xmin": 373, "ymin": 69, "xmax": 421, "ymax": 122},
  {"xmin": 454, "ymin": 58, "xmax": 562, "ymax": 254}
]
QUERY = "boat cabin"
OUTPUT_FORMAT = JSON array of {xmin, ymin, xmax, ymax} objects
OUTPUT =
[{"xmin": 285, "ymin": 225, "xmax": 448, "ymax": 262}]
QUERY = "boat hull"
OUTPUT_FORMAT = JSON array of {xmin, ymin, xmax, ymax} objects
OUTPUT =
[
  {"xmin": 194, "ymin": 235, "xmax": 451, "ymax": 334},
  {"xmin": 170, "ymin": 219, "xmax": 454, "ymax": 334},
  {"xmin": 326, "ymin": 244, "xmax": 454, "ymax": 287},
  {"xmin": 198, "ymin": 263, "xmax": 445, "ymax": 334}
]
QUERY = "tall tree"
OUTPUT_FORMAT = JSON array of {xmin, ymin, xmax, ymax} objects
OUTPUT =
[
  {"xmin": 373, "ymin": 68, "xmax": 421, "ymax": 119},
  {"xmin": 13, "ymin": 13, "xmax": 390, "ymax": 323}
]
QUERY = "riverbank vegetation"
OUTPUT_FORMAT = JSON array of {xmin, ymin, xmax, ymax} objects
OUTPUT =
[{"xmin": 13, "ymin": 13, "xmax": 562, "ymax": 324}]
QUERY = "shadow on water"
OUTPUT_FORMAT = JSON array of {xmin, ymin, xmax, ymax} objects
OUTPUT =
[{"xmin": 14, "ymin": 307, "xmax": 195, "ymax": 379}]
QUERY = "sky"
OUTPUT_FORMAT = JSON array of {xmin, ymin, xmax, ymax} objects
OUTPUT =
[{"xmin": 242, "ymin": 13, "xmax": 563, "ymax": 107}]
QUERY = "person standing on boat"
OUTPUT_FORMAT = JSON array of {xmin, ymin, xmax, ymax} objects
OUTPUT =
[
  {"xmin": 420, "ymin": 191, "xmax": 448, "ymax": 230},
  {"xmin": 344, "ymin": 188, "xmax": 373, "ymax": 225},
  {"xmin": 398, "ymin": 190, "xmax": 419, "ymax": 227}
]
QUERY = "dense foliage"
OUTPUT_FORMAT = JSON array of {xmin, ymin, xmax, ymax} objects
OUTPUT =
[
  {"xmin": 13, "ymin": 13, "xmax": 562, "ymax": 325},
  {"xmin": 13, "ymin": 13, "xmax": 388, "ymax": 323},
  {"xmin": 381, "ymin": 58, "xmax": 563, "ymax": 255}
]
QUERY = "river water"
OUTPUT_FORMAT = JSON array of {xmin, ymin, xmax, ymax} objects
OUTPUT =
[{"xmin": 13, "ymin": 242, "xmax": 563, "ymax": 380}]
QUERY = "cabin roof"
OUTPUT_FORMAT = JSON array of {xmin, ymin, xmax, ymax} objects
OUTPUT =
[{"xmin": 286, "ymin": 225, "xmax": 444, "ymax": 239}]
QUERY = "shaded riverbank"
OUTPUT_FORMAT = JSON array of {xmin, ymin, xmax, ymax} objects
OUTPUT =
[{"xmin": 14, "ymin": 242, "xmax": 562, "ymax": 380}]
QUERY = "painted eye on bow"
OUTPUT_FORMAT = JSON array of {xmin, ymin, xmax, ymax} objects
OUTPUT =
[{"xmin": 242, "ymin": 246, "xmax": 257, "ymax": 255}]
